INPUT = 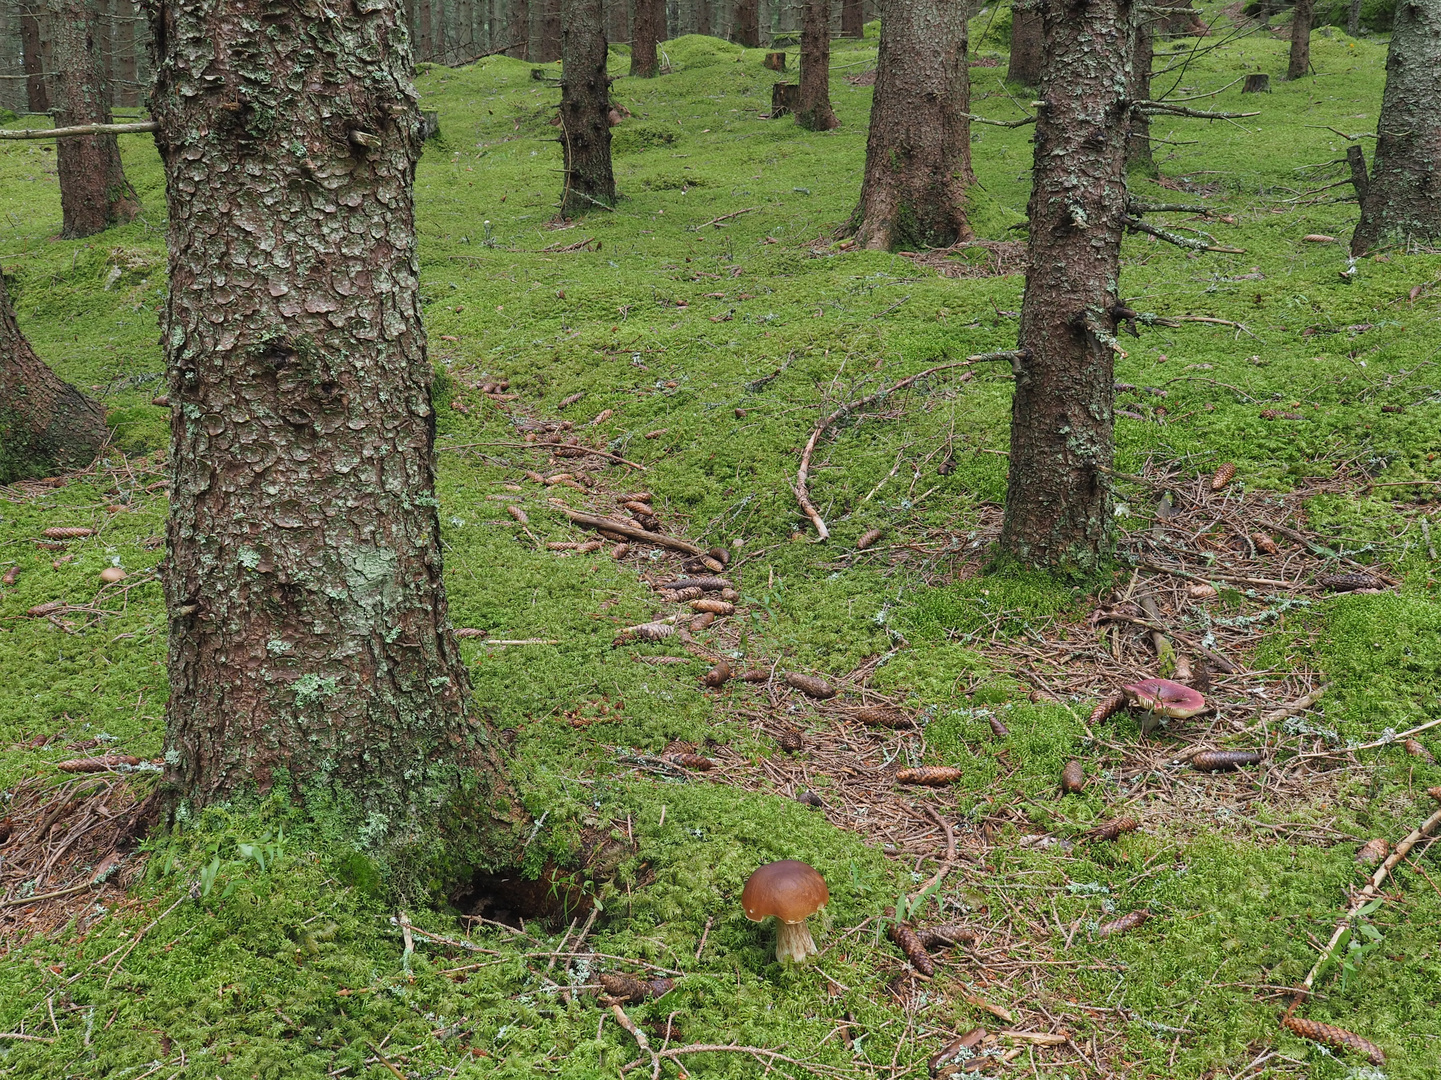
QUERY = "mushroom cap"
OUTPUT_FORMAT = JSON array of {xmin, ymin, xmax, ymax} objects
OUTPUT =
[
  {"xmin": 741, "ymin": 860, "xmax": 828, "ymax": 924},
  {"xmin": 1122, "ymin": 678, "xmax": 1206, "ymax": 719}
]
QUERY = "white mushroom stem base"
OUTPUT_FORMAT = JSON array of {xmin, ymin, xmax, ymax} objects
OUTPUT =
[{"xmin": 775, "ymin": 919, "xmax": 818, "ymax": 964}]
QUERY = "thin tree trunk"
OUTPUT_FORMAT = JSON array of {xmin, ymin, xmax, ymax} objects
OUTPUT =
[
  {"xmin": 49, "ymin": 0, "xmax": 140, "ymax": 238},
  {"xmin": 114, "ymin": 0, "xmax": 137, "ymax": 108},
  {"xmin": 998, "ymin": 0, "xmax": 1137, "ymax": 570},
  {"xmin": 146, "ymin": 0, "xmax": 515, "ymax": 862},
  {"xmin": 541, "ymin": 0, "xmax": 563, "ymax": 59},
  {"xmin": 1347, "ymin": 0, "xmax": 1361, "ymax": 35},
  {"xmin": 1007, "ymin": 0, "xmax": 1043, "ymax": 86},
  {"xmin": 1288, "ymin": 0, "xmax": 1314, "ymax": 79},
  {"xmin": 732, "ymin": 0, "xmax": 760, "ymax": 45},
  {"xmin": 1351, "ymin": 0, "xmax": 1441, "ymax": 254},
  {"xmin": 849, "ymin": 0, "xmax": 970, "ymax": 249},
  {"xmin": 560, "ymin": 0, "xmax": 616, "ymax": 215},
  {"xmin": 509, "ymin": 0, "xmax": 530, "ymax": 57},
  {"xmin": 1126, "ymin": 12, "xmax": 1156, "ymax": 176},
  {"xmin": 796, "ymin": 0, "xmax": 838, "ymax": 129},
  {"xmin": 632, "ymin": 0, "xmax": 663, "ymax": 72},
  {"xmin": 21, "ymin": 11, "xmax": 50, "ymax": 114},
  {"xmin": 0, "ymin": 272, "xmax": 107, "ymax": 484},
  {"xmin": 697, "ymin": 0, "xmax": 712, "ymax": 34},
  {"xmin": 841, "ymin": 0, "xmax": 864, "ymax": 36}
]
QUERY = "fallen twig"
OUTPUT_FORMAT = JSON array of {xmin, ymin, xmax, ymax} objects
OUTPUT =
[
  {"xmin": 1121, "ymin": 214, "xmax": 1245, "ymax": 254},
  {"xmin": 0, "ymin": 120, "xmax": 159, "ymax": 140},
  {"xmin": 1092, "ymin": 609, "xmax": 1239, "ymax": 673},
  {"xmin": 561, "ymin": 510, "xmax": 706, "ymax": 556},
  {"xmin": 693, "ymin": 206, "xmax": 759, "ymax": 230},
  {"xmin": 440, "ymin": 440, "xmax": 646, "ymax": 471}
]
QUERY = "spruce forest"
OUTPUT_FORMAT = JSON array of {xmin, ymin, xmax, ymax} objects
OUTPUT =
[{"xmin": 2, "ymin": 1, "xmax": 1440, "ymax": 1078}]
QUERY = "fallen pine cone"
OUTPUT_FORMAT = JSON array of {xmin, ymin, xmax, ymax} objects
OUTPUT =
[
  {"xmin": 1061, "ymin": 760, "xmax": 1086, "ymax": 794},
  {"xmin": 611, "ymin": 543, "xmax": 629, "ymax": 559},
  {"xmin": 577, "ymin": 540, "xmax": 603, "ymax": 553},
  {"xmin": 1210, "ymin": 462, "xmax": 1236, "ymax": 490},
  {"xmin": 1301, "ymin": 233, "xmax": 1337, "ymax": 243},
  {"xmin": 661, "ymin": 576, "xmax": 732, "ymax": 592},
  {"xmin": 1190, "ymin": 749, "xmax": 1262, "ymax": 772},
  {"xmin": 646, "ymin": 977, "xmax": 675, "ymax": 999},
  {"xmin": 1, "ymin": 566, "xmax": 18, "ymax": 586},
  {"xmin": 1251, "ymin": 532, "xmax": 1279, "ymax": 555},
  {"xmin": 665, "ymin": 586, "xmax": 704, "ymax": 602},
  {"xmin": 690, "ymin": 598, "xmax": 734, "ymax": 615},
  {"xmin": 856, "ymin": 527, "xmax": 883, "ymax": 550},
  {"xmin": 1281, "ymin": 1016, "xmax": 1384, "ymax": 1065},
  {"xmin": 989, "ymin": 716, "xmax": 1010, "ymax": 738},
  {"xmin": 776, "ymin": 728, "xmax": 805, "ymax": 752},
  {"xmin": 1355, "ymin": 838, "xmax": 1388, "ymax": 867},
  {"xmin": 896, "ymin": 766, "xmax": 964, "ymax": 787},
  {"xmin": 506, "ymin": 505, "xmax": 529, "ymax": 525},
  {"xmin": 702, "ymin": 660, "xmax": 732, "ymax": 688},
  {"xmin": 795, "ymin": 789, "xmax": 824, "ymax": 808},
  {"xmin": 1403, "ymin": 738, "xmax": 1435, "ymax": 763},
  {"xmin": 847, "ymin": 706, "xmax": 911, "ymax": 729},
  {"xmin": 1317, "ymin": 571, "xmax": 1383, "ymax": 592},
  {"xmin": 888, "ymin": 922, "xmax": 936, "ymax": 976},
  {"xmin": 453, "ymin": 628, "xmax": 487, "ymax": 638},
  {"xmin": 1085, "ymin": 817, "xmax": 1139, "ymax": 842},
  {"xmin": 691, "ymin": 613, "xmax": 715, "ymax": 631},
  {"xmin": 56, "ymin": 755, "xmax": 141, "ymax": 773},
  {"xmin": 667, "ymin": 753, "xmax": 715, "ymax": 771},
  {"xmin": 916, "ymin": 924, "xmax": 978, "ymax": 949},
  {"xmin": 1097, "ymin": 910, "xmax": 1149, "ymax": 938},
  {"xmin": 42, "ymin": 527, "xmax": 95, "ymax": 540},
  {"xmin": 1430, "ymin": 786, "xmax": 1441, "ymax": 803},
  {"xmin": 626, "ymin": 621, "xmax": 675, "ymax": 642},
  {"xmin": 598, "ymin": 972, "xmax": 650, "ymax": 1003},
  {"xmin": 737, "ymin": 668, "xmax": 770, "ymax": 683},
  {"xmin": 1089, "ymin": 692, "xmax": 1127, "ymax": 725},
  {"xmin": 27, "ymin": 601, "xmax": 67, "ymax": 617},
  {"xmin": 785, "ymin": 672, "xmax": 837, "ymax": 699}
]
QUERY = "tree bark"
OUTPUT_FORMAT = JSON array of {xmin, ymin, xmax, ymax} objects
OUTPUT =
[
  {"xmin": 1126, "ymin": 11, "xmax": 1156, "ymax": 176},
  {"xmin": 632, "ymin": 0, "xmax": 664, "ymax": 74},
  {"xmin": 796, "ymin": 0, "xmax": 838, "ymax": 130},
  {"xmin": 540, "ymin": 0, "xmax": 563, "ymax": 60},
  {"xmin": 1351, "ymin": 0, "xmax": 1441, "ymax": 254},
  {"xmin": 1347, "ymin": 0, "xmax": 1362, "ymax": 35},
  {"xmin": 509, "ymin": 0, "xmax": 531, "ymax": 57},
  {"xmin": 848, "ymin": 0, "xmax": 971, "ymax": 249},
  {"xmin": 1007, "ymin": 0, "xmax": 1043, "ymax": 86},
  {"xmin": 147, "ymin": 0, "xmax": 515, "ymax": 863},
  {"xmin": 1288, "ymin": 0, "xmax": 1314, "ymax": 79},
  {"xmin": 841, "ymin": 0, "xmax": 864, "ymax": 36},
  {"xmin": 21, "ymin": 12, "xmax": 50, "ymax": 115},
  {"xmin": 732, "ymin": 0, "xmax": 761, "ymax": 46},
  {"xmin": 49, "ymin": 0, "xmax": 140, "ymax": 239},
  {"xmin": 560, "ymin": 0, "xmax": 616, "ymax": 215},
  {"xmin": 0, "ymin": 271, "xmax": 108, "ymax": 484},
  {"xmin": 998, "ymin": 0, "xmax": 1137, "ymax": 570}
]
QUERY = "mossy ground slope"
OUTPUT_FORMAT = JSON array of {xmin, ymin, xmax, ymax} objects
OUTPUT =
[{"xmin": 2, "ymin": 6, "xmax": 1440, "ymax": 1078}]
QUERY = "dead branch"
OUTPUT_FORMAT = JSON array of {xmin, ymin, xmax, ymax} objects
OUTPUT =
[
  {"xmin": 1121, "ymin": 214, "xmax": 1246, "ymax": 254},
  {"xmin": 1135, "ymin": 102, "xmax": 1260, "ymax": 120},
  {"xmin": 561, "ymin": 510, "xmax": 707, "ymax": 556},
  {"xmin": 962, "ymin": 111, "xmax": 1037, "ymax": 128},
  {"xmin": 693, "ymin": 207, "xmax": 759, "ymax": 230},
  {"xmin": 441, "ymin": 440, "xmax": 646, "ymax": 471},
  {"xmin": 0, "ymin": 120, "xmax": 159, "ymax": 140},
  {"xmin": 1092, "ymin": 609, "xmax": 1239, "ymax": 673},
  {"xmin": 1128, "ymin": 201, "xmax": 1215, "ymax": 215},
  {"xmin": 796, "ymin": 353, "xmax": 1021, "ymax": 539}
]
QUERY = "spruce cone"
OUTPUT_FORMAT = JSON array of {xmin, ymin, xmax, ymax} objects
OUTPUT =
[
  {"xmin": 989, "ymin": 715, "xmax": 1010, "ymax": 738},
  {"xmin": 896, "ymin": 766, "xmax": 964, "ymax": 787},
  {"xmin": 916, "ymin": 924, "xmax": 978, "ymax": 949},
  {"xmin": 702, "ymin": 661, "xmax": 732, "ymax": 688},
  {"xmin": 1317, "ymin": 571, "xmax": 1383, "ymax": 592},
  {"xmin": 1210, "ymin": 462, "xmax": 1236, "ymax": 490},
  {"xmin": 1403, "ymin": 738, "xmax": 1435, "ymax": 763},
  {"xmin": 27, "ymin": 601, "xmax": 67, "ymax": 617},
  {"xmin": 453, "ymin": 628, "xmax": 486, "ymax": 638},
  {"xmin": 667, "ymin": 753, "xmax": 715, "ymax": 771},
  {"xmin": 660, "ymin": 576, "xmax": 731, "ymax": 592},
  {"xmin": 42, "ymin": 527, "xmax": 95, "ymax": 540},
  {"xmin": 690, "ymin": 598, "xmax": 734, "ymax": 615},
  {"xmin": 784, "ymin": 672, "xmax": 837, "ymax": 699},
  {"xmin": 1251, "ymin": 532, "xmax": 1279, "ymax": 555},
  {"xmin": 1085, "ymin": 816, "xmax": 1139, "ymax": 842},
  {"xmin": 1097, "ymin": 910, "xmax": 1149, "ymax": 938},
  {"xmin": 598, "ymin": 972, "xmax": 649, "ymax": 1003},
  {"xmin": 1061, "ymin": 760, "xmax": 1086, "ymax": 794},
  {"xmin": 856, "ymin": 527, "xmax": 883, "ymax": 550},
  {"xmin": 665, "ymin": 586, "xmax": 704, "ymax": 602},
  {"xmin": 848, "ymin": 706, "xmax": 911, "ymax": 729},
  {"xmin": 777, "ymin": 728, "xmax": 805, "ymax": 753},
  {"xmin": 1191, "ymin": 658, "xmax": 1212, "ymax": 695},
  {"xmin": 1190, "ymin": 750, "xmax": 1262, "ymax": 772},
  {"xmin": 1429, "ymin": 786, "xmax": 1441, "ymax": 803},
  {"xmin": 1354, "ymin": 838, "xmax": 1388, "ymax": 867},
  {"xmin": 888, "ymin": 923, "xmax": 936, "ymax": 976},
  {"xmin": 1089, "ymin": 692, "xmax": 1127, "ymax": 725},
  {"xmin": 737, "ymin": 668, "xmax": 771, "ymax": 683},
  {"xmin": 1280, "ymin": 1017, "xmax": 1384, "ymax": 1065},
  {"xmin": 56, "ymin": 755, "xmax": 142, "ymax": 773}
]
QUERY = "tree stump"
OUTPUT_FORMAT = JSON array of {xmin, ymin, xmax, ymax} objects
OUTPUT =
[
  {"xmin": 770, "ymin": 82, "xmax": 799, "ymax": 117},
  {"xmin": 764, "ymin": 51, "xmax": 786, "ymax": 71},
  {"xmin": 420, "ymin": 110, "xmax": 441, "ymax": 140},
  {"xmin": 1242, "ymin": 73, "xmax": 1270, "ymax": 93}
]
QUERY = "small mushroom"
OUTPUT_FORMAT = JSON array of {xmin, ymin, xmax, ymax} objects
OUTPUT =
[
  {"xmin": 741, "ymin": 859, "xmax": 828, "ymax": 964},
  {"xmin": 99, "ymin": 566, "xmax": 127, "ymax": 584},
  {"xmin": 1121, "ymin": 677, "xmax": 1205, "ymax": 732}
]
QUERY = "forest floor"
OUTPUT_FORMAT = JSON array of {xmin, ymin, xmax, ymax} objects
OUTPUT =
[{"xmin": 2, "ymin": 6, "xmax": 1440, "ymax": 1079}]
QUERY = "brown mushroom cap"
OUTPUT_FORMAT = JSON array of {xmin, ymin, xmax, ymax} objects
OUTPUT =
[
  {"xmin": 741, "ymin": 860, "xmax": 828, "ymax": 924},
  {"xmin": 1122, "ymin": 678, "xmax": 1206, "ymax": 719}
]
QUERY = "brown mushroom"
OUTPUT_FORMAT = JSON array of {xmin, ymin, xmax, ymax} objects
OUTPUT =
[
  {"xmin": 741, "ymin": 859, "xmax": 828, "ymax": 964},
  {"xmin": 1121, "ymin": 677, "xmax": 1205, "ymax": 731}
]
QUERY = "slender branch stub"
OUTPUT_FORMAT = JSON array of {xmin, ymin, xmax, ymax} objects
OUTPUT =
[{"xmin": 348, "ymin": 129, "xmax": 380, "ymax": 150}]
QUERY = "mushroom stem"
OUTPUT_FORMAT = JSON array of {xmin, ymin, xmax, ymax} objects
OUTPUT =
[{"xmin": 774, "ymin": 918, "xmax": 818, "ymax": 964}]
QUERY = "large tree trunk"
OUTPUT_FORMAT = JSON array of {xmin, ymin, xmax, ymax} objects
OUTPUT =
[
  {"xmin": 796, "ymin": 0, "xmax": 838, "ymax": 130},
  {"xmin": 1007, "ymin": 0, "xmax": 1043, "ymax": 86},
  {"xmin": 147, "ymin": 0, "xmax": 514, "ymax": 862},
  {"xmin": 732, "ymin": 0, "xmax": 761, "ymax": 46},
  {"xmin": 0, "ymin": 272, "xmax": 107, "ymax": 484},
  {"xmin": 49, "ymin": 0, "xmax": 140, "ymax": 239},
  {"xmin": 841, "ymin": 0, "xmax": 864, "ymax": 36},
  {"xmin": 509, "ymin": 0, "xmax": 531, "ymax": 57},
  {"xmin": 1126, "ymin": 12, "xmax": 1156, "ymax": 176},
  {"xmin": 540, "ymin": 0, "xmax": 563, "ymax": 60},
  {"xmin": 1288, "ymin": 0, "xmax": 1314, "ymax": 79},
  {"xmin": 848, "ymin": 0, "xmax": 971, "ymax": 249},
  {"xmin": 998, "ymin": 0, "xmax": 1137, "ymax": 570},
  {"xmin": 560, "ymin": 0, "xmax": 616, "ymax": 215},
  {"xmin": 632, "ymin": 0, "xmax": 663, "ymax": 74},
  {"xmin": 1351, "ymin": 0, "xmax": 1441, "ymax": 254},
  {"xmin": 21, "ymin": 11, "xmax": 50, "ymax": 114}
]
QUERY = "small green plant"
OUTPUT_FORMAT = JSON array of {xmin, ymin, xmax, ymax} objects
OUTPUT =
[
  {"xmin": 1315, "ymin": 899, "xmax": 1386, "ymax": 990},
  {"xmin": 236, "ymin": 827, "xmax": 285, "ymax": 873}
]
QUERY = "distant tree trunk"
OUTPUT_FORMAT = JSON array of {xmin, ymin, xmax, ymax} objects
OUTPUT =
[
  {"xmin": 21, "ymin": 11, "xmax": 50, "ymax": 113},
  {"xmin": 560, "ymin": 0, "xmax": 616, "ymax": 215},
  {"xmin": 0, "ymin": 272, "xmax": 107, "ymax": 484},
  {"xmin": 697, "ymin": 0, "xmax": 712, "ymax": 34},
  {"xmin": 1347, "ymin": 0, "xmax": 1361, "ymax": 35},
  {"xmin": 1351, "ymin": 0, "xmax": 1441, "ymax": 254},
  {"xmin": 1126, "ymin": 12, "xmax": 1156, "ymax": 175},
  {"xmin": 509, "ymin": 0, "xmax": 531, "ymax": 57},
  {"xmin": 849, "ymin": 0, "xmax": 971, "ymax": 249},
  {"xmin": 796, "ymin": 0, "xmax": 838, "ymax": 129},
  {"xmin": 1288, "ymin": 0, "xmax": 1314, "ymax": 79},
  {"xmin": 998, "ymin": 0, "xmax": 1137, "ymax": 570},
  {"xmin": 147, "ymin": 0, "xmax": 516, "ymax": 863},
  {"xmin": 1007, "ymin": 0, "xmax": 1043, "ymax": 85},
  {"xmin": 841, "ymin": 0, "xmax": 864, "ymax": 36},
  {"xmin": 541, "ymin": 0, "xmax": 563, "ymax": 59},
  {"xmin": 49, "ymin": 0, "xmax": 140, "ymax": 238},
  {"xmin": 632, "ymin": 0, "xmax": 663, "ymax": 72},
  {"xmin": 732, "ymin": 0, "xmax": 760, "ymax": 45}
]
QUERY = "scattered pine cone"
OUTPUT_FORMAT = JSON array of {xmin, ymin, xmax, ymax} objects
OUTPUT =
[
  {"xmin": 690, "ymin": 598, "xmax": 734, "ymax": 615},
  {"xmin": 1210, "ymin": 462, "xmax": 1236, "ymax": 490},
  {"xmin": 1061, "ymin": 760, "xmax": 1086, "ymax": 794},
  {"xmin": 1085, "ymin": 817, "xmax": 1139, "ymax": 842},
  {"xmin": 1403, "ymin": 738, "xmax": 1435, "ymax": 763},
  {"xmin": 56, "ymin": 755, "xmax": 142, "ymax": 773},
  {"xmin": 1317, "ymin": 571, "xmax": 1383, "ymax": 592},
  {"xmin": 1190, "ymin": 750, "xmax": 1262, "ymax": 772},
  {"xmin": 1251, "ymin": 532, "xmax": 1279, "ymax": 555},
  {"xmin": 1280, "ymin": 1016, "xmax": 1384, "ymax": 1065},
  {"xmin": 989, "ymin": 715, "xmax": 1010, "ymax": 738},
  {"xmin": 27, "ymin": 601, "xmax": 67, "ymax": 617},
  {"xmin": 784, "ymin": 672, "xmax": 837, "ymax": 699},
  {"xmin": 666, "ymin": 753, "xmax": 715, "ymax": 771},
  {"xmin": 1429, "ymin": 786, "xmax": 1441, "ymax": 803},
  {"xmin": 702, "ymin": 661, "xmax": 732, "ymax": 688},
  {"xmin": 1097, "ymin": 910, "xmax": 1149, "ymax": 938},
  {"xmin": 776, "ymin": 728, "xmax": 805, "ymax": 753},
  {"xmin": 916, "ymin": 924, "xmax": 978, "ymax": 949},
  {"xmin": 1355, "ymin": 838, "xmax": 1388, "ymax": 867},
  {"xmin": 856, "ymin": 527, "xmax": 883, "ymax": 550},
  {"xmin": 1089, "ymin": 692, "xmax": 1127, "ymax": 725},
  {"xmin": 453, "ymin": 628, "xmax": 486, "ymax": 638},
  {"xmin": 848, "ymin": 706, "xmax": 911, "ymax": 729},
  {"xmin": 888, "ymin": 922, "xmax": 936, "ymax": 976},
  {"xmin": 665, "ymin": 586, "xmax": 704, "ymax": 602},
  {"xmin": 42, "ymin": 527, "xmax": 95, "ymax": 540},
  {"xmin": 598, "ymin": 972, "xmax": 649, "ymax": 1003},
  {"xmin": 736, "ymin": 668, "xmax": 771, "ymax": 683},
  {"xmin": 896, "ymin": 766, "xmax": 964, "ymax": 787}
]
